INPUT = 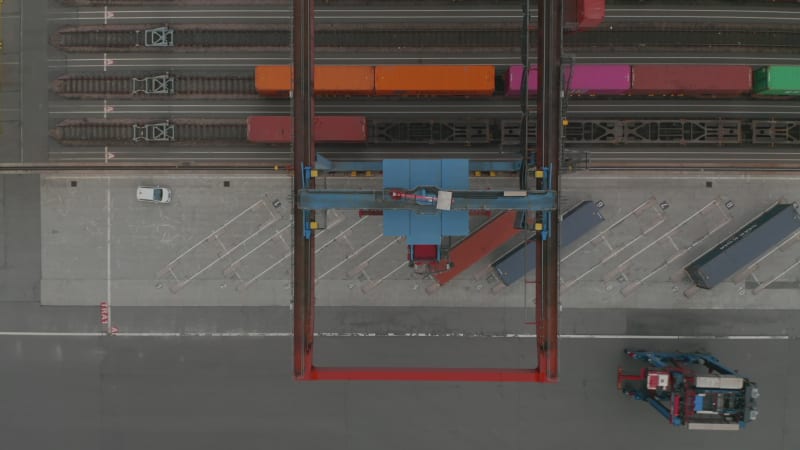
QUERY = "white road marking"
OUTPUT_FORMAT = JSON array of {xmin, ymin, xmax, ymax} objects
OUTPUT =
[
  {"xmin": 0, "ymin": 331, "xmax": 790, "ymax": 340},
  {"xmin": 106, "ymin": 178, "xmax": 112, "ymax": 335}
]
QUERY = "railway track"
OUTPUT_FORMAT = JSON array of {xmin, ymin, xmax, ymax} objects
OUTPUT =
[
  {"xmin": 50, "ymin": 119, "xmax": 251, "ymax": 146},
  {"xmin": 51, "ymin": 23, "xmax": 800, "ymax": 53},
  {"xmin": 52, "ymin": 73, "xmax": 258, "ymax": 99},
  {"xmin": 50, "ymin": 118, "xmax": 800, "ymax": 146},
  {"xmin": 51, "ymin": 24, "xmax": 290, "ymax": 52}
]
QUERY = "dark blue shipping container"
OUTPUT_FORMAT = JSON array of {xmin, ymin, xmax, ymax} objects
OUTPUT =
[
  {"xmin": 493, "ymin": 201, "xmax": 605, "ymax": 286},
  {"xmin": 686, "ymin": 204, "xmax": 800, "ymax": 290}
]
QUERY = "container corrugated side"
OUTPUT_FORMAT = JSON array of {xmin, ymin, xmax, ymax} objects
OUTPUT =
[
  {"xmin": 631, "ymin": 65, "xmax": 752, "ymax": 95},
  {"xmin": 753, "ymin": 66, "xmax": 800, "ymax": 96},
  {"xmin": 577, "ymin": 0, "xmax": 606, "ymax": 31},
  {"xmin": 506, "ymin": 64, "xmax": 630, "ymax": 96},
  {"xmin": 247, "ymin": 116, "xmax": 292, "ymax": 143},
  {"xmin": 254, "ymin": 65, "xmax": 292, "ymax": 97},
  {"xmin": 493, "ymin": 201, "xmax": 605, "ymax": 286},
  {"xmin": 560, "ymin": 201, "xmax": 605, "ymax": 247},
  {"xmin": 431, "ymin": 211, "xmax": 522, "ymax": 286},
  {"xmin": 314, "ymin": 116, "xmax": 367, "ymax": 142},
  {"xmin": 247, "ymin": 116, "xmax": 367, "ymax": 143},
  {"xmin": 505, "ymin": 65, "xmax": 538, "ymax": 96},
  {"xmin": 686, "ymin": 204, "xmax": 800, "ymax": 289},
  {"xmin": 566, "ymin": 64, "xmax": 630, "ymax": 95},
  {"xmin": 316, "ymin": 66, "xmax": 375, "ymax": 95},
  {"xmin": 375, "ymin": 65, "xmax": 495, "ymax": 96}
]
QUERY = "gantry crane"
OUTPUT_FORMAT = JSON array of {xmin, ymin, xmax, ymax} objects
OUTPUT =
[{"xmin": 290, "ymin": 0, "xmax": 566, "ymax": 382}]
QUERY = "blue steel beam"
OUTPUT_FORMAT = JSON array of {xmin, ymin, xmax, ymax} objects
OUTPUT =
[{"xmin": 299, "ymin": 189, "xmax": 556, "ymax": 212}]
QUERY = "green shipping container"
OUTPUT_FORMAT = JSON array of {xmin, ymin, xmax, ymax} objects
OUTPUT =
[{"xmin": 753, "ymin": 66, "xmax": 800, "ymax": 96}]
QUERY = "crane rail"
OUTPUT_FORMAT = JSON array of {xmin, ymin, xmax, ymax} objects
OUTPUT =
[
  {"xmin": 50, "ymin": 118, "xmax": 800, "ymax": 146},
  {"xmin": 51, "ymin": 23, "xmax": 800, "ymax": 53}
]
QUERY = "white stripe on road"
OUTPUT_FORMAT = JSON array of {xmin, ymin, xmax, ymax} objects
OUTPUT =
[{"xmin": 0, "ymin": 331, "xmax": 790, "ymax": 340}]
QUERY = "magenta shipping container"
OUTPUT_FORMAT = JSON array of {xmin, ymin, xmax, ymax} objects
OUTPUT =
[
  {"xmin": 504, "ymin": 65, "xmax": 538, "ymax": 96},
  {"xmin": 505, "ymin": 64, "xmax": 632, "ymax": 96}
]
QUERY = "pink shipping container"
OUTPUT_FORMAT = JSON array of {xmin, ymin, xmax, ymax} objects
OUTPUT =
[
  {"xmin": 247, "ymin": 116, "xmax": 367, "ymax": 143},
  {"xmin": 505, "ymin": 64, "xmax": 631, "ymax": 96},
  {"xmin": 566, "ymin": 65, "xmax": 631, "ymax": 94}
]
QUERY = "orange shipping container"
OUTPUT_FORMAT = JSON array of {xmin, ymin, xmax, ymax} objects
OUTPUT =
[
  {"xmin": 255, "ymin": 65, "xmax": 374, "ymax": 96},
  {"xmin": 374, "ymin": 65, "xmax": 495, "ymax": 96},
  {"xmin": 255, "ymin": 65, "xmax": 292, "ymax": 96},
  {"xmin": 316, "ymin": 66, "xmax": 374, "ymax": 95}
]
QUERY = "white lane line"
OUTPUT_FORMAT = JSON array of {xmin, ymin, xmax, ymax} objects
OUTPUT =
[
  {"xmin": 45, "ymin": 175, "xmax": 290, "ymax": 180},
  {"xmin": 567, "ymin": 174, "xmax": 800, "ymax": 181},
  {"xmin": 608, "ymin": 8, "xmax": 800, "ymax": 14},
  {"xmin": 106, "ymin": 178, "xmax": 112, "ymax": 335},
  {"xmin": 49, "ymin": 15, "xmax": 520, "ymax": 20},
  {"xmin": 0, "ymin": 331, "xmax": 791, "ymax": 340}
]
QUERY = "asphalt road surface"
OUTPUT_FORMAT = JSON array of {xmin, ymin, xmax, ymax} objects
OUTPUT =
[{"xmin": 0, "ymin": 335, "xmax": 796, "ymax": 450}]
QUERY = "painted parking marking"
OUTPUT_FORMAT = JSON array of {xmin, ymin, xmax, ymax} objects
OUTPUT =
[
  {"xmin": 607, "ymin": 199, "xmax": 732, "ymax": 297},
  {"xmin": 561, "ymin": 197, "xmax": 667, "ymax": 290}
]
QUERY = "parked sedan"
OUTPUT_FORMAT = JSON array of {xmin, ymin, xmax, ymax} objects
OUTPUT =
[{"xmin": 136, "ymin": 186, "xmax": 172, "ymax": 204}]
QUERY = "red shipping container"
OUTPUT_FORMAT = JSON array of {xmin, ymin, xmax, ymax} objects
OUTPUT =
[
  {"xmin": 247, "ymin": 116, "xmax": 293, "ymax": 143},
  {"xmin": 578, "ymin": 0, "xmax": 606, "ymax": 31},
  {"xmin": 247, "ymin": 116, "xmax": 367, "ymax": 143},
  {"xmin": 631, "ymin": 65, "xmax": 752, "ymax": 96},
  {"xmin": 430, "ymin": 211, "xmax": 523, "ymax": 286},
  {"xmin": 564, "ymin": 0, "xmax": 605, "ymax": 31},
  {"xmin": 314, "ymin": 116, "xmax": 367, "ymax": 142}
]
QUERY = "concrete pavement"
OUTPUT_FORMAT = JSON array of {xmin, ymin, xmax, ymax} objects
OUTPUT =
[{"xmin": 38, "ymin": 172, "xmax": 800, "ymax": 310}]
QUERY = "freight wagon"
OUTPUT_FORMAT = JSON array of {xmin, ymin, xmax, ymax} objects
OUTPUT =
[
  {"xmin": 254, "ymin": 64, "xmax": 800, "ymax": 98},
  {"xmin": 685, "ymin": 203, "xmax": 800, "ymax": 290},
  {"xmin": 492, "ymin": 201, "xmax": 605, "ymax": 286},
  {"xmin": 254, "ymin": 65, "xmax": 494, "ymax": 97},
  {"xmin": 246, "ymin": 116, "xmax": 367, "ymax": 143}
]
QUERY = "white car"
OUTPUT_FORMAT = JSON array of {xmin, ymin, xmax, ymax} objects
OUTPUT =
[{"xmin": 136, "ymin": 186, "xmax": 172, "ymax": 204}]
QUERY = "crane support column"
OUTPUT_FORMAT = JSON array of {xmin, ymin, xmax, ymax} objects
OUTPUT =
[
  {"xmin": 534, "ymin": 0, "xmax": 563, "ymax": 382},
  {"xmin": 292, "ymin": 0, "xmax": 316, "ymax": 380}
]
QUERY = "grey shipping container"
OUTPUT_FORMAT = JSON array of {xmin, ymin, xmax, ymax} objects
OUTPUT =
[
  {"xmin": 493, "ymin": 201, "xmax": 605, "ymax": 286},
  {"xmin": 686, "ymin": 204, "xmax": 800, "ymax": 290}
]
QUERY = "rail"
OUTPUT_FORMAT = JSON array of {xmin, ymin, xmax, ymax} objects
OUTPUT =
[
  {"xmin": 50, "ymin": 118, "xmax": 800, "ymax": 146},
  {"xmin": 51, "ymin": 22, "xmax": 800, "ymax": 53}
]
